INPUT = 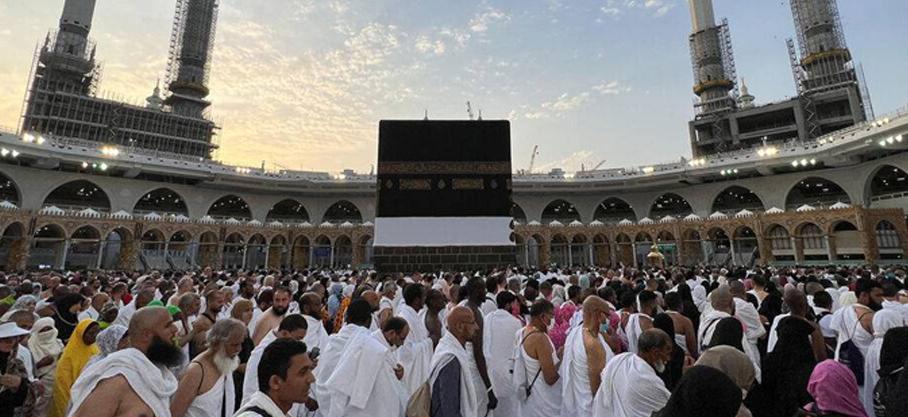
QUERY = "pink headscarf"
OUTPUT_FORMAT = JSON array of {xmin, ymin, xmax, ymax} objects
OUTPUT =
[{"xmin": 805, "ymin": 360, "xmax": 868, "ymax": 417}]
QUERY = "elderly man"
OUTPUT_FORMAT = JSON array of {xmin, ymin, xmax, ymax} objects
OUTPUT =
[
  {"xmin": 562, "ymin": 296, "xmax": 615, "ymax": 417},
  {"xmin": 171, "ymin": 318, "xmax": 247, "ymax": 417},
  {"xmin": 593, "ymin": 329, "xmax": 673, "ymax": 417},
  {"xmin": 322, "ymin": 310, "xmax": 409, "ymax": 417},
  {"xmin": 69, "ymin": 306, "xmax": 183, "ymax": 417},
  {"xmin": 697, "ymin": 285, "xmax": 738, "ymax": 353},
  {"xmin": 429, "ymin": 306, "xmax": 480, "ymax": 417}
]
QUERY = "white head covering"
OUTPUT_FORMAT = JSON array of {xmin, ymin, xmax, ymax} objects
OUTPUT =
[{"xmin": 28, "ymin": 317, "xmax": 64, "ymax": 360}]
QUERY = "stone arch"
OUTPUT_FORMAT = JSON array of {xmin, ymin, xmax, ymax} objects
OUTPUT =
[
  {"xmin": 592, "ymin": 234, "xmax": 610, "ymax": 266},
  {"xmin": 323, "ymin": 201, "xmax": 363, "ymax": 224},
  {"xmin": 680, "ymin": 228, "xmax": 703, "ymax": 266},
  {"xmin": 830, "ymin": 221, "xmax": 863, "ymax": 261},
  {"xmin": 0, "ymin": 222, "xmax": 26, "ymax": 269},
  {"xmin": 570, "ymin": 234, "xmax": 590, "ymax": 266},
  {"xmin": 785, "ymin": 177, "xmax": 851, "ymax": 210},
  {"xmin": 292, "ymin": 235, "xmax": 311, "ymax": 270},
  {"xmin": 313, "ymin": 235, "xmax": 332, "ymax": 267},
  {"xmin": 100, "ymin": 227, "xmax": 134, "ymax": 270},
  {"xmin": 526, "ymin": 234, "xmax": 544, "ymax": 268},
  {"xmin": 29, "ymin": 223, "xmax": 66, "ymax": 269},
  {"xmin": 267, "ymin": 199, "xmax": 310, "ymax": 224},
  {"xmin": 43, "ymin": 179, "xmax": 111, "ymax": 212},
  {"xmin": 357, "ymin": 235, "xmax": 374, "ymax": 266},
  {"xmin": 223, "ymin": 232, "xmax": 246, "ymax": 269},
  {"xmin": 550, "ymin": 234, "xmax": 569, "ymax": 266},
  {"xmin": 711, "ymin": 186, "xmax": 766, "ymax": 214},
  {"xmin": 704, "ymin": 227, "xmax": 731, "ymax": 265},
  {"xmin": 511, "ymin": 203, "xmax": 528, "ymax": 223},
  {"xmin": 133, "ymin": 188, "xmax": 189, "ymax": 217},
  {"xmin": 208, "ymin": 195, "xmax": 252, "ymax": 221},
  {"xmin": 67, "ymin": 225, "xmax": 101, "ymax": 269},
  {"xmin": 0, "ymin": 170, "xmax": 21, "ymax": 205},
  {"xmin": 541, "ymin": 199, "xmax": 582, "ymax": 224},
  {"xmin": 245, "ymin": 234, "xmax": 268, "ymax": 270},
  {"xmin": 732, "ymin": 226, "xmax": 758, "ymax": 266},
  {"xmin": 875, "ymin": 220, "xmax": 904, "ymax": 260},
  {"xmin": 797, "ymin": 222, "xmax": 827, "ymax": 261},
  {"xmin": 866, "ymin": 165, "xmax": 908, "ymax": 204},
  {"xmin": 615, "ymin": 233, "xmax": 634, "ymax": 266},
  {"xmin": 195, "ymin": 231, "xmax": 220, "ymax": 269},
  {"xmin": 333, "ymin": 235, "xmax": 353, "ymax": 268},
  {"xmin": 649, "ymin": 193, "xmax": 693, "ymax": 219},
  {"xmin": 594, "ymin": 197, "xmax": 637, "ymax": 223}
]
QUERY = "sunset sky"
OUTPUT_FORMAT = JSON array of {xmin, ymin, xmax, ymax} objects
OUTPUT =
[{"xmin": 1, "ymin": 0, "xmax": 906, "ymax": 174}]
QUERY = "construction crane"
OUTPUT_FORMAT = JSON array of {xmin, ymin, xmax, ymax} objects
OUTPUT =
[
  {"xmin": 466, "ymin": 101, "xmax": 474, "ymax": 120},
  {"xmin": 592, "ymin": 160, "xmax": 606, "ymax": 171},
  {"xmin": 527, "ymin": 145, "xmax": 539, "ymax": 174}
]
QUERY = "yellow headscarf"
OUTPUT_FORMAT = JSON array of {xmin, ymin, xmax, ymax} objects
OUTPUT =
[{"xmin": 49, "ymin": 319, "xmax": 100, "ymax": 417}]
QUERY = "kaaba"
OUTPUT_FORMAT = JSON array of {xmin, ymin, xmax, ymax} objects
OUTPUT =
[{"xmin": 373, "ymin": 120, "xmax": 516, "ymax": 273}]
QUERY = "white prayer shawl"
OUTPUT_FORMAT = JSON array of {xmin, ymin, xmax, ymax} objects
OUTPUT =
[
  {"xmin": 303, "ymin": 314, "xmax": 328, "ymax": 352},
  {"xmin": 882, "ymin": 300, "xmax": 908, "ymax": 325},
  {"xmin": 242, "ymin": 331, "xmax": 278, "ymax": 404},
  {"xmin": 518, "ymin": 332, "xmax": 562, "ymax": 417},
  {"xmin": 112, "ymin": 299, "xmax": 137, "ymax": 328},
  {"xmin": 863, "ymin": 309, "xmax": 904, "ymax": 416},
  {"xmin": 323, "ymin": 328, "xmax": 405, "ymax": 417},
  {"xmin": 697, "ymin": 310, "xmax": 732, "ymax": 354},
  {"xmin": 397, "ymin": 303, "xmax": 434, "ymax": 397},
  {"xmin": 765, "ymin": 313, "xmax": 791, "ymax": 353},
  {"xmin": 235, "ymin": 391, "xmax": 287, "ymax": 417},
  {"xmin": 313, "ymin": 324, "xmax": 370, "ymax": 410},
  {"xmin": 482, "ymin": 310, "xmax": 523, "ymax": 399},
  {"xmin": 429, "ymin": 333, "xmax": 480, "ymax": 417},
  {"xmin": 67, "ymin": 348, "xmax": 178, "ymax": 417},
  {"xmin": 734, "ymin": 298, "xmax": 765, "ymax": 383},
  {"xmin": 624, "ymin": 313, "xmax": 650, "ymax": 354},
  {"xmin": 561, "ymin": 326, "xmax": 614, "ymax": 417},
  {"xmin": 830, "ymin": 304, "xmax": 874, "ymax": 359},
  {"xmin": 185, "ymin": 371, "xmax": 235, "ymax": 417},
  {"xmin": 592, "ymin": 353, "xmax": 670, "ymax": 417}
]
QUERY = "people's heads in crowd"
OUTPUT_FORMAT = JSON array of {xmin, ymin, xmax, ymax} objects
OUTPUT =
[
  {"xmin": 425, "ymin": 289, "xmax": 446, "ymax": 313},
  {"xmin": 257, "ymin": 339, "xmax": 315, "ymax": 405},
  {"xmin": 855, "ymin": 278, "xmax": 883, "ymax": 311},
  {"xmin": 530, "ymin": 299, "xmax": 555, "ymax": 332},
  {"xmin": 637, "ymin": 328, "xmax": 673, "ymax": 373},
  {"xmin": 276, "ymin": 314, "xmax": 308, "ymax": 341},
  {"xmin": 382, "ymin": 317, "xmax": 409, "ymax": 348},
  {"xmin": 496, "ymin": 291, "xmax": 518, "ymax": 311},
  {"xmin": 345, "ymin": 299, "xmax": 373, "ymax": 328},
  {"xmin": 206, "ymin": 318, "xmax": 246, "ymax": 374},
  {"xmin": 403, "ymin": 283, "xmax": 426, "ymax": 311},
  {"xmin": 272, "ymin": 286, "xmax": 292, "ymax": 316},
  {"xmin": 129, "ymin": 306, "xmax": 182, "ymax": 368},
  {"xmin": 446, "ymin": 306, "xmax": 478, "ymax": 345}
]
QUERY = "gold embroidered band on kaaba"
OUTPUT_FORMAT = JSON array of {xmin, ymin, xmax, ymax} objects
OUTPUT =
[{"xmin": 378, "ymin": 161, "xmax": 511, "ymax": 175}]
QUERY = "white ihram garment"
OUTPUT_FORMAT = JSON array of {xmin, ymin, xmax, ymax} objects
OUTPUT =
[
  {"xmin": 517, "ymin": 332, "xmax": 562, "ymax": 417},
  {"xmin": 561, "ymin": 326, "xmax": 614, "ymax": 417},
  {"xmin": 322, "ymin": 328, "xmax": 406, "ymax": 417},
  {"xmin": 862, "ymin": 309, "xmax": 904, "ymax": 416},
  {"xmin": 429, "ymin": 333, "xmax": 480, "ymax": 417},
  {"xmin": 592, "ymin": 352, "xmax": 670, "ymax": 417},
  {"xmin": 482, "ymin": 310, "xmax": 524, "ymax": 417}
]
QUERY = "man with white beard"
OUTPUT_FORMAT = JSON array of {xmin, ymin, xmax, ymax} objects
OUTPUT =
[
  {"xmin": 482, "ymin": 292, "xmax": 524, "ymax": 417},
  {"xmin": 592, "ymin": 329, "xmax": 673, "ymax": 417},
  {"xmin": 562, "ymin": 296, "xmax": 615, "ymax": 417},
  {"xmin": 322, "ymin": 314, "xmax": 410, "ymax": 417},
  {"xmin": 397, "ymin": 283, "xmax": 434, "ymax": 397},
  {"xmin": 170, "ymin": 318, "xmax": 246, "ymax": 417}
]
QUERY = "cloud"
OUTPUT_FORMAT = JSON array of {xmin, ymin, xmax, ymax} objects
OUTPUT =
[
  {"xmin": 414, "ymin": 35, "xmax": 446, "ymax": 55},
  {"xmin": 600, "ymin": 0, "xmax": 676, "ymax": 19},
  {"xmin": 524, "ymin": 81, "xmax": 630, "ymax": 119},
  {"xmin": 593, "ymin": 80, "xmax": 632, "ymax": 95},
  {"xmin": 469, "ymin": 8, "xmax": 510, "ymax": 33}
]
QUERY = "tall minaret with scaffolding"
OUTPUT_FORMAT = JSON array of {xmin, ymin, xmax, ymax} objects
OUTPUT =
[
  {"xmin": 787, "ymin": 0, "xmax": 867, "ymax": 137},
  {"xmin": 688, "ymin": 0, "xmax": 738, "ymax": 116},
  {"xmin": 164, "ymin": 0, "xmax": 220, "ymax": 118}
]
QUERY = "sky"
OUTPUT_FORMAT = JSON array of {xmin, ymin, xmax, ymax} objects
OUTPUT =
[{"xmin": 0, "ymin": 0, "xmax": 906, "ymax": 174}]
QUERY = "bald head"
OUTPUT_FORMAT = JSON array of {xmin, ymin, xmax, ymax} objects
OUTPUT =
[
  {"xmin": 128, "ymin": 306, "xmax": 174, "ymax": 351},
  {"xmin": 711, "ymin": 284, "xmax": 734, "ymax": 313},
  {"xmin": 361, "ymin": 290, "xmax": 380, "ymax": 310},
  {"xmin": 582, "ymin": 295, "xmax": 610, "ymax": 322},
  {"xmin": 446, "ymin": 306, "xmax": 477, "ymax": 345}
]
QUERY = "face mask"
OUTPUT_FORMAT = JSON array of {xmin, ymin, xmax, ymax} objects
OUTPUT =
[
  {"xmin": 599, "ymin": 321, "xmax": 610, "ymax": 334},
  {"xmin": 548, "ymin": 318, "xmax": 555, "ymax": 330}
]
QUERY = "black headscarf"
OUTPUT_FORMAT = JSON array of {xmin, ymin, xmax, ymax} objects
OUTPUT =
[
  {"xmin": 654, "ymin": 365, "xmax": 742, "ymax": 417},
  {"xmin": 881, "ymin": 327, "xmax": 908, "ymax": 417},
  {"xmin": 53, "ymin": 293, "xmax": 84, "ymax": 343},
  {"xmin": 653, "ymin": 313, "xmax": 685, "ymax": 390},
  {"xmin": 708, "ymin": 317, "xmax": 744, "ymax": 352}
]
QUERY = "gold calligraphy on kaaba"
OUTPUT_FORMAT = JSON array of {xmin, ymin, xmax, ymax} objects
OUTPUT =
[
  {"xmin": 398, "ymin": 179, "xmax": 432, "ymax": 190},
  {"xmin": 452, "ymin": 178, "xmax": 484, "ymax": 190},
  {"xmin": 378, "ymin": 161, "xmax": 511, "ymax": 175}
]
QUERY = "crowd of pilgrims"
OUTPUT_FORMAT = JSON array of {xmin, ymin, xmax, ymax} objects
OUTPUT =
[{"xmin": 0, "ymin": 264, "xmax": 907, "ymax": 417}]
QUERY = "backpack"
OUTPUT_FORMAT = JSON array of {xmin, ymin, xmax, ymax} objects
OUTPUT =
[
  {"xmin": 837, "ymin": 309, "xmax": 871, "ymax": 386},
  {"xmin": 406, "ymin": 381, "xmax": 432, "ymax": 417}
]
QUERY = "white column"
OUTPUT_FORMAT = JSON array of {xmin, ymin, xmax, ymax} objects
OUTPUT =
[
  {"xmin": 59, "ymin": 239, "xmax": 70, "ymax": 270},
  {"xmin": 728, "ymin": 238, "xmax": 737, "ymax": 266},
  {"xmin": 95, "ymin": 240, "xmax": 106, "ymax": 269},
  {"xmin": 264, "ymin": 246, "xmax": 270, "ymax": 270}
]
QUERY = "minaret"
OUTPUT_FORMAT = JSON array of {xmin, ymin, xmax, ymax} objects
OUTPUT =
[
  {"xmin": 688, "ymin": 0, "xmax": 737, "ymax": 115},
  {"xmin": 738, "ymin": 78, "xmax": 755, "ymax": 109},
  {"xmin": 146, "ymin": 80, "xmax": 164, "ymax": 110},
  {"xmin": 164, "ymin": 0, "xmax": 219, "ymax": 118},
  {"xmin": 789, "ymin": 0, "xmax": 856, "ymax": 92},
  {"xmin": 41, "ymin": 0, "xmax": 98, "ymax": 93}
]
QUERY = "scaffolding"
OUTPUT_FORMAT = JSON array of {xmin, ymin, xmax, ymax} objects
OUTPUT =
[
  {"xmin": 690, "ymin": 19, "xmax": 738, "ymax": 117},
  {"xmin": 789, "ymin": 0, "xmax": 856, "ymax": 94}
]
